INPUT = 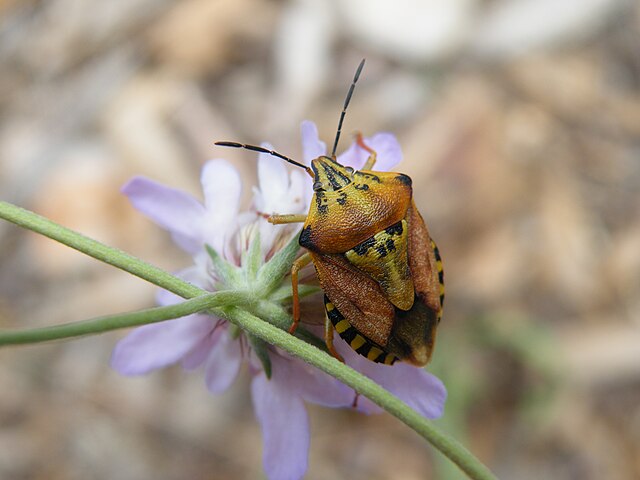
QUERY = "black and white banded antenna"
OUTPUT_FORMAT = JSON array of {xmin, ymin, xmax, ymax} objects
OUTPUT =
[
  {"xmin": 330, "ymin": 58, "xmax": 366, "ymax": 158},
  {"xmin": 214, "ymin": 141, "xmax": 314, "ymax": 177}
]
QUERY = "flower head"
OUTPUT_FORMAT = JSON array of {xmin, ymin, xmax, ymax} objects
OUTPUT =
[{"xmin": 111, "ymin": 121, "xmax": 446, "ymax": 480}]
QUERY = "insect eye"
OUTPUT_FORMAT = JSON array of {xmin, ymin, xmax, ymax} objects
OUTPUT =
[
  {"xmin": 345, "ymin": 166, "xmax": 355, "ymax": 174},
  {"xmin": 313, "ymin": 181, "xmax": 324, "ymax": 191}
]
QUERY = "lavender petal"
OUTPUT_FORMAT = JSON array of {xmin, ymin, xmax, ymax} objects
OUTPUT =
[
  {"xmin": 252, "ymin": 366, "xmax": 310, "ymax": 480},
  {"xmin": 122, "ymin": 176, "xmax": 206, "ymax": 254},
  {"xmin": 111, "ymin": 315, "xmax": 214, "ymax": 375}
]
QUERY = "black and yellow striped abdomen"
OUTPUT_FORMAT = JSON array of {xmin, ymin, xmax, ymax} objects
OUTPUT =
[
  {"xmin": 432, "ymin": 239, "xmax": 444, "ymax": 321},
  {"xmin": 324, "ymin": 295, "xmax": 397, "ymax": 365}
]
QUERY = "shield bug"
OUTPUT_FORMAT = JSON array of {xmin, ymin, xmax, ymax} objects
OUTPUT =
[{"xmin": 216, "ymin": 59, "xmax": 444, "ymax": 366}]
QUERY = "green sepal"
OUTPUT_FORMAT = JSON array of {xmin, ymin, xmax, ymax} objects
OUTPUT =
[
  {"xmin": 256, "ymin": 232, "xmax": 301, "ymax": 295},
  {"xmin": 243, "ymin": 232, "xmax": 262, "ymax": 282},
  {"xmin": 247, "ymin": 333, "xmax": 272, "ymax": 378},
  {"xmin": 228, "ymin": 323, "xmax": 242, "ymax": 340},
  {"xmin": 270, "ymin": 284, "xmax": 321, "ymax": 303},
  {"xmin": 205, "ymin": 244, "xmax": 242, "ymax": 288}
]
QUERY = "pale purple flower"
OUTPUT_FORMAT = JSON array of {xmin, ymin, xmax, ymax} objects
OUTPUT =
[{"xmin": 111, "ymin": 121, "xmax": 446, "ymax": 480}]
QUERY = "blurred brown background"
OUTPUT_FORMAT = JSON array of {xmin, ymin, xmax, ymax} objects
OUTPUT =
[{"xmin": 1, "ymin": 0, "xmax": 640, "ymax": 479}]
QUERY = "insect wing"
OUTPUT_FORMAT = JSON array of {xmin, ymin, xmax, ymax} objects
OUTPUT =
[
  {"xmin": 310, "ymin": 251, "xmax": 395, "ymax": 348},
  {"xmin": 406, "ymin": 201, "xmax": 442, "ymax": 313},
  {"xmin": 382, "ymin": 200, "xmax": 443, "ymax": 366}
]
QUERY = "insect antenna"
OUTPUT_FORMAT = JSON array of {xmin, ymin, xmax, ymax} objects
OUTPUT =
[
  {"xmin": 215, "ymin": 141, "xmax": 314, "ymax": 177},
  {"xmin": 330, "ymin": 58, "xmax": 366, "ymax": 158}
]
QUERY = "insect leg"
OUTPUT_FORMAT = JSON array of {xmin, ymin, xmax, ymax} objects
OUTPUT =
[
  {"xmin": 289, "ymin": 252, "xmax": 313, "ymax": 334},
  {"xmin": 268, "ymin": 214, "xmax": 307, "ymax": 225},
  {"xmin": 355, "ymin": 132, "xmax": 377, "ymax": 170},
  {"xmin": 324, "ymin": 313, "xmax": 345, "ymax": 363}
]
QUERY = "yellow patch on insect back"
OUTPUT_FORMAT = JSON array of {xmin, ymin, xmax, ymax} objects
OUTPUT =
[{"xmin": 345, "ymin": 219, "xmax": 414, "ymax": 311}]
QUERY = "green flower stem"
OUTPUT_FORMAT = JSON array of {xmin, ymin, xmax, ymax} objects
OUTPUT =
[
  {"xmin": 0, "ymin": 201, "xmax": 204, "ymax": 301},
  {"xmin": 224, "ymin": 307, "xmax": 497, "ymax": 480},
  {"xmin": 0, "ymin": 292, "xmax": 238, "ymax": 346},
  {"xmin": 0, "ymin": 200, "xmax": 497, "ymax": 480}
]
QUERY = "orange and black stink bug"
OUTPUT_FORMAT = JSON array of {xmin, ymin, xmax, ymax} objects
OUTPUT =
[{"xmin": 216, "ymin": 60, "xmax": 444, "ymax": 366}]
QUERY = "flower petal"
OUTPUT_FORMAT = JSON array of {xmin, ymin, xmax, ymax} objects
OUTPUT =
[
  {"xmin": 338, "ymin": 133, "xmax": 403, "ymax": 171},
  {"xmin": 201, "ymin": 159, "xmax": 242, "ymax": 217},
  {"xmin": 252, "ymin": 366, "xmax": 309, "ymax": 480},
  {"xmin": 300, "ymin": 120, "xmax": 326, "ymax": 163},
  {"xmin": 181, "ymin": 329, "xmax": 220, "ymax": 371},
  {"xmin": 155, "ymin": 265, "xmax": 211, "ymax": 306},
  {"xmin": 122, "ymin": 176, "xmax": 206, "ymax": 254},
  {"xmin": 357, "ymin": 362, "xmax": 446, "ymax": 418},
  {"xmin": 334, "ymin": 337, "xmax": 447, "ymax": 418},
  {"xmin": 253, "ymin": 144, "xmax": 311, "ymax": 256},
  {"xmin": 204, "ymin": 330, "xmax": 242, "ymax": 394},
  {"xmin": 200, "ymin": 160, "xmax": 243, "ymax": 254},
  {"xmin": 271, "ymin": 354, "xmax": 353, "ymax": 407},
  {"xmin": 256, "ymin": 142, "xmax": 290, "ymax": 212},
  {"xmin": 111, "ymin": 314, "xmax": 214, "ymax": 375}
]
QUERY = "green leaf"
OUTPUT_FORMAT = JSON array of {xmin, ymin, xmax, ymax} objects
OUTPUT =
[
  {"xmin": 244, "ymin": 231, "xmax": 262, "ymax": 281},
  {"xmin": 256, "ymin": 232, "xmax": 301, "ymax": 295},
  {"xmin": 247, "ymin": 334, "xmax": 272, "ymax": 378}
]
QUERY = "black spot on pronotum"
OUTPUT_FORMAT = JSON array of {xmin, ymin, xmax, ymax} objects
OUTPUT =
[
  {"xmin": 395, "ymin": 174, "xmax": 412, "ymax": 186},
  {"xmin": 299, "ymin": 225, "xmax": 313, "ymax": 248},
  {"xmin": 315, "ymin": 192, "xmax": 329, "ymax": 214},
  {"xmin": 354, "ymin": 183, "xmax": 369, "ymax": 191},
  {"xmin": 368, "ymin": 174, "xmax": 381, "ymax": 183},
  {"xmin": 356, "ymin": 172, "xmax": 380, "ymax": 183}
]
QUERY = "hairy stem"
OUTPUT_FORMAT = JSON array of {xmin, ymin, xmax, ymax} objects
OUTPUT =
[{"xmin": 0, "ymin": 292, "xmax": 241, "ymax": 346}]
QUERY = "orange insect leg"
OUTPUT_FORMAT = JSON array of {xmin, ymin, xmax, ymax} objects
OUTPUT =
[
  {"xmin": 289, "ymin": 252, "xmax": 313, "ymax": 334},
  {"xmin": 324, "ymin": 315, "xmax": 345, "ymax": 363},
  {"xmin": 267, "ymin": 214, "xmax": 307, "ymax": 225},
  {"xmin": 355, "ymin": 132, "xmax": 377, "ymax": 170}
]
